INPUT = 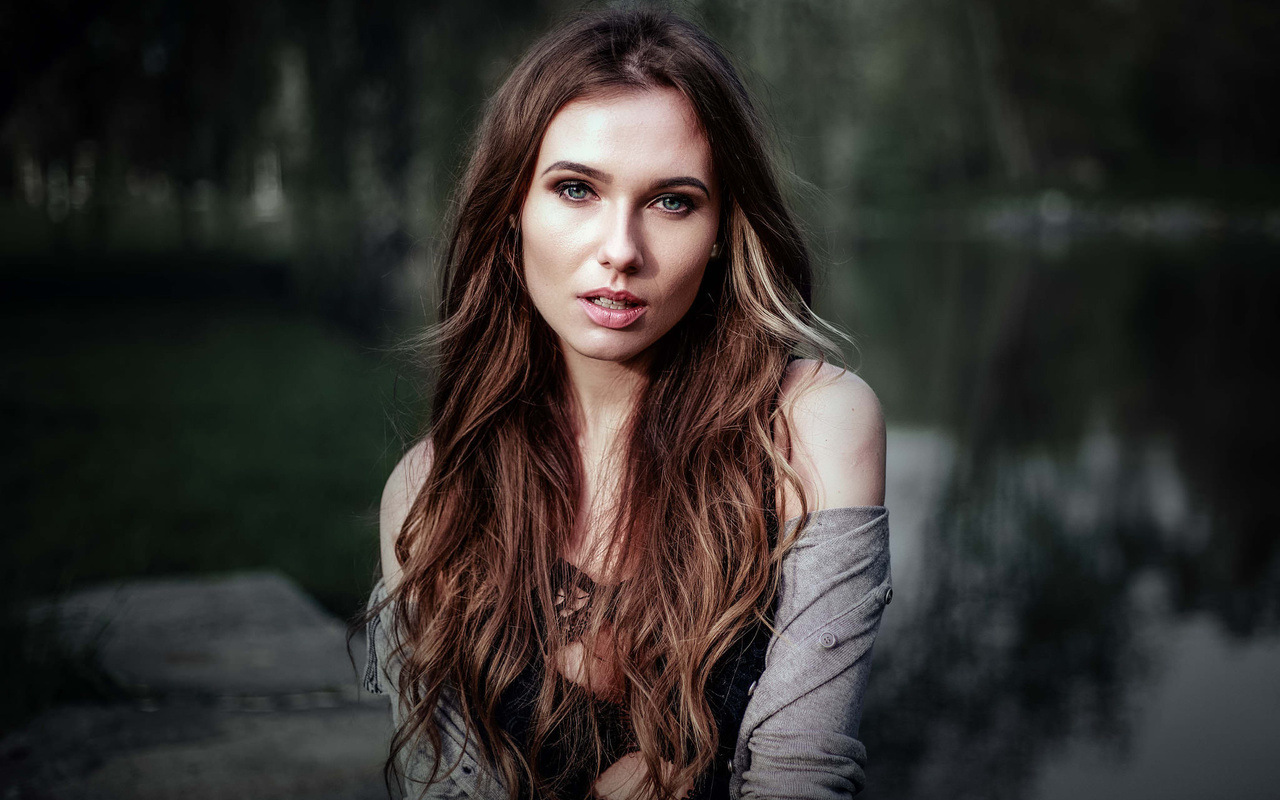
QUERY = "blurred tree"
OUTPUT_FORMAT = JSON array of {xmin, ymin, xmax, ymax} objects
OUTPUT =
[{"xmin": 3, "ymin": 0, "xmax": 1279, "ymax": 315}]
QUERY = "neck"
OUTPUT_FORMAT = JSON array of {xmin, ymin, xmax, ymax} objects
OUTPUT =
[
  {"xmin": 561, "ymin": 347, "xmax": 649, "ymax": 447},
  {"xmin": 560, "ymin": 345, "xmax": 649, "ymax": 575}
]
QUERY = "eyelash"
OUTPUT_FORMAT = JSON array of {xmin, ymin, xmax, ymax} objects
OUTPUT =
[
  {"xmin": 553, "ymin": 181, "xmax": 697, "ymax": 215},
  {"xmin": 656, "ymin": 193, "xmax": 696, "ymax": 214}
]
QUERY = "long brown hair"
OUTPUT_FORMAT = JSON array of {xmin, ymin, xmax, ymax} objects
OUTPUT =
[{"xmin": 372, "ymin": 8, "xmax": 844, "ymax": 799}]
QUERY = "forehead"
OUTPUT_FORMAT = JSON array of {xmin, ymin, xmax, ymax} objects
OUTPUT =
[{"xmin": 534, "ymin": 88, "xmax": 714, "ymax": 182}]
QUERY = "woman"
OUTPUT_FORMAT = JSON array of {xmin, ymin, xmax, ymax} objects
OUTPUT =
[{"xmin": 363, "ymin": 8, "xmax": 890, "ymax": 800}]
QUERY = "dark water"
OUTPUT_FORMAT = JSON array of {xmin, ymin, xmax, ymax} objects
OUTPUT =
[
  {"xmin": 5, "ymin": 231, "xmax": 1276, "ymax": 792},
  {"xmin": 819, "ymin": 235, "xmax": 1280, "ymax": 799}
]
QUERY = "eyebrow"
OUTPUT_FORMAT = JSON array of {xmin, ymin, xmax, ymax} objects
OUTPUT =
[
  {"xmin": 651, "ymin": 176, "xmax": 712, "ymax": 197},
  {"xmin": 541, "ymin": 160, "xmax": 711, "ymax": 198}
]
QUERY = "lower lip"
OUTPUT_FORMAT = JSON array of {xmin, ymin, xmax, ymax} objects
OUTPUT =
[{"xmin": 579, "ymin": 297, "xmax": 647, "ymax": 329}]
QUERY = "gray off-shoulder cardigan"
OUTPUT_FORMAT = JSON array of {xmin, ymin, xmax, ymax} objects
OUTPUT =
[{"xmin": 363, "ymin": 506, "xmax": 892, "ymax": 800}]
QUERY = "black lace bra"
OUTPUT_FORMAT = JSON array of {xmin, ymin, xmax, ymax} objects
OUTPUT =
[{"xmin": 495, "ymin": 539, "xmax": 775, "ymax": 799}]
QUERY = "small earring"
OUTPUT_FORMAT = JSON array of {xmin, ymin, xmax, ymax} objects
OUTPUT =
[{"xmin": 710, "ymin": 241, "xmax": 723, "ymax": 259}]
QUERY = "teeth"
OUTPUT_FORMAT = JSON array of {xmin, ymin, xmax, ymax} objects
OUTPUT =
[{"xmin": 590, "ymin": 297, "xmax": 636, "ymax": 310}]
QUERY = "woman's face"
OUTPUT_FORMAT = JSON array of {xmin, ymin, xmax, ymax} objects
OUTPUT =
[{"xmin": 520, "ymin": 88, "xmax": 720, "ymax": 367}]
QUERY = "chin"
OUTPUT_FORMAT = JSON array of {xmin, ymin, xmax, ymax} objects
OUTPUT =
[
  {"xmin": 562, "ymin": 331, "xmax": 654, "ymax": 365},
  {"xmin": 574, "ymin": 344, "xmax": 650, "ymax": 365}
]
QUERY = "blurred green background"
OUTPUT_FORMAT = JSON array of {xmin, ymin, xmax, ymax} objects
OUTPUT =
[{"xmin": 3, "ymin": 1, "xmax": 1278, "ymax": 797}]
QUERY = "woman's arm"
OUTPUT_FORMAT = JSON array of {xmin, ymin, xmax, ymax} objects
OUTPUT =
[
  {"xmin": 776, "ymin": 359, "xmax": 886, "ymax": 521},
  {"xmin": 736, "ymin": 361, "xmax": 890, "ymax": 800},
  {"xmin": 379, "ymin": 438, "xmax": 434, "ymax": 593}
]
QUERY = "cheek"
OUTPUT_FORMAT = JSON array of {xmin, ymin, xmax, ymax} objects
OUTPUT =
[
  {"xmin": 520, "ymin": 219, "xmax": 560, "ymax": 294},
  {"xmin": 667, "ymin": 258, "xmax": 710, "ymax": 308},
  {"xmin": 521, "ymin": 205, "xmax": 581, "ymax": 281},
  {"xmin": 649, "ymin": 220, "xmax": 717, "ymax": 309}
]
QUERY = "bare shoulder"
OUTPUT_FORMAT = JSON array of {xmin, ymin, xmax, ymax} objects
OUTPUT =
[
  {"xmin": 776, "ymin": 359, "xmax": 886, "ymax": 521},
  {"xmin": 379, "ymin": 437, "xmax": 433, "ymax": 592}
]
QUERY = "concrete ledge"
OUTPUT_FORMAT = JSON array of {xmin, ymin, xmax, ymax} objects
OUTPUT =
[
  {"xmin": 29, "ymin": 572, "xmax": 366, "ymax": 697},
  {"xmin": 5, "ymin": 572, "xmax": 394, "ymax": 799}
]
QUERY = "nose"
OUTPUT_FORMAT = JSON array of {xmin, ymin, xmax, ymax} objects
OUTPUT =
[{"xmin": 596, "ymin": 206, "xmax": 642, "ymax": 274}]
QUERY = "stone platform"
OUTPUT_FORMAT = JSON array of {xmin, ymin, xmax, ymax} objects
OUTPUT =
[{"xmin": 1, "ymin": 572, "xmax": 393, "ymax": 800}]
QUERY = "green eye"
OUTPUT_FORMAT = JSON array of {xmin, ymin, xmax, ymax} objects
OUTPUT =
[
  {"xmin": 659, "ymin": 196, "xmax": 687, "ymax": 212},
  {"xmin": 561, "ymin": 183, "xmax": 590, "ymax": 201}
]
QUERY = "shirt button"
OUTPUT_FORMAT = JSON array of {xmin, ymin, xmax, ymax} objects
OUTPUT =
[
  {"xmin": 819, "ymin": 631, "xmax": 837, "ymax": 649},
  {"xmin": 884, "ymin": 586, "xmax": 894, "ymax": 605},
  {"xmin": 747, "ymin": 680, "xmax": 757, "ymax": 696}
]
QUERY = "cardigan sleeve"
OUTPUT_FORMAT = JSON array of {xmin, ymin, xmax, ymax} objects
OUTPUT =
[
  {"xmin": 362, "ymin": 579, "xmax": 508, "ymax": 799},
  {"xmin": 734, "ymin": 506, "xmax": 892, "ymax": 799}
]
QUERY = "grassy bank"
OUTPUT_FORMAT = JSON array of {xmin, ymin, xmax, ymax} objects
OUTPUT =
[
  {"xmin": 1, "ymin": 292, "xmax": 424, "ymax": 730},
  {"xmin": 2, "ymin": 296, "xmax": 418, "ymax": 617}
]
